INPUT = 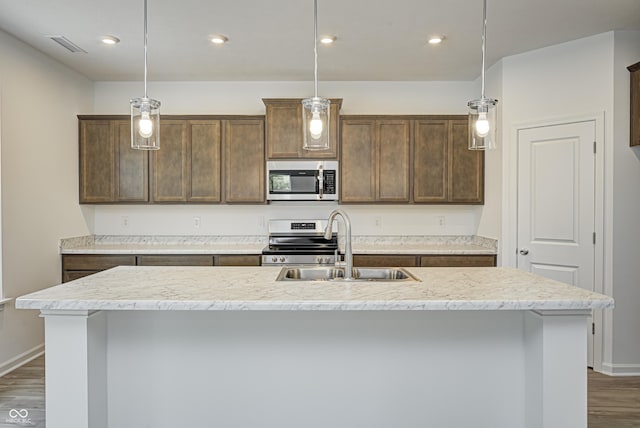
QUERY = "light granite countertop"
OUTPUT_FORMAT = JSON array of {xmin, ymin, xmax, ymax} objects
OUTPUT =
[
  {"xmin": 16, "ymin": 266, "xmax": 612, "ymax": 311},
  {"xmin": 60, "ymin": 235, "xmax": 498, "ymax": 255}
]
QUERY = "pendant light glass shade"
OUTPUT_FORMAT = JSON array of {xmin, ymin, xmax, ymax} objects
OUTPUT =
[
  {"xmin": 302, "ymin": 0, "xmax": 330, "ymax": 151},
  {"xmin": 468, "ymin": 97, "xmax": 497, "ymax": 150},
  {"xmin": 302, "ymin": 97, "xmax": 330, "ymax": 150},
  {"xmin": 130, "ymin": 0, "xmax": 161, "ymax": 150},
  {"xmin": 131, "ymin": 97, "xmax": 161, "ymax": 150},
  {"xmin": 468, "ymin": 0, "xmax": 498, "ymax": 150}
]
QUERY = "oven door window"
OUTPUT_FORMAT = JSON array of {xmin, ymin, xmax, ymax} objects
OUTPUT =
[{"xmin": 269, "ymin": 171, "xmax": 318, "ymax": 194}]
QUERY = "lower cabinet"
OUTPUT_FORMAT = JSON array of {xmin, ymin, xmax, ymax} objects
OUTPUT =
[
  {"xmin": 61, "ymin": 254, "xmax": 261, "ymax": 282},
  {"xmin": 420, "ymin": 255, "xmax": 496, "ymax": 267},
  {"xmin": 62, "ymin": 254, "xmax": 137, "ymax": 283},
  {"xmin": 353, "ymin": 255, "xmax": 418, "ymax": 267},
  {"xmin": 61, "ymin": 253, "xmax": 496, "ymax": 283},
  {"xmin": 354, "ymin": 254, "xmax": 497, "ymax": 268},
  {"xmin": 217, "ymin": 255, "xmax": 261, "ymax": 266},
  {"xmin": 138, "ymin": 255, "xmax": 215, "ymax": 266}
]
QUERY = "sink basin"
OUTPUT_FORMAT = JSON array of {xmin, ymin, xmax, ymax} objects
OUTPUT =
[{"xmin": 276, "ymin": 267, "xmax": 419, "ymax": 282}]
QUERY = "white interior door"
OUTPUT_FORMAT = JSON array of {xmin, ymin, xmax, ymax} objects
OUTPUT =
[{"xmin": 517, "ymin": 120, "xmax": 596, "ymax": 365}]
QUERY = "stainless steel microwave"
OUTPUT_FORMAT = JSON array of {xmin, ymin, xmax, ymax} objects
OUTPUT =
[{"xmin": 266, "ymin": 160, "xmax": 339, "ymax": 201}]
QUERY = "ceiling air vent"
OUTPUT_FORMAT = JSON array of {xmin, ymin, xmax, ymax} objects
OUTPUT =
[{"xmin": 46, "ymin": 35, "xmax": 87, "ymax": 53}]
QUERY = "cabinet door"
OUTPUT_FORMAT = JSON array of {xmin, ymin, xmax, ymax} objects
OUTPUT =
[
  {"xmin": 264, "ymin": 100, "xmax": 302, "ymax": 159},
  {"xmin": 79, "ymin": 120, "xmax": 115, "ymax": 202},
  {"xmin": 217, "ymin": 255, "xmax": 261, "ymax": 266},
  {"xmin": 188, "ymin": 120, "xmax": 222, "ymax": 202},
  {"xmin": 137, "ymin": 255, "xmax": 214, "ymax": 266},
  {"xmin": 224, "ymin": 119, "xmax": 265, "ymax": 203},
  {"xmin": 420, "ymin": 255, "xmax": 496, "ymax": 267},
  {"xmin": 449, "ymin": 120, "xmax": 484, "ymax": 203},
  {"xmin": 264, "ymin": 98, "xmax": 341, "ymax": 159},
  {"xmin": 413, "ymin": 120, "xmax": 448, "ymax": 203},
  {"xmin": 378, "ymin": 120, "xmax": 410, "ymax": 201},
  {"xmin": 353, "ymin": 255, "xmax": 418, "ymax": 267},
  {"xmin": 115, "ymin": 120, "xmax": 149, "ymax": 202},
  {"xmin": 151, "ymin": 120, "xmax": 189, "ymax": 202},
  {"xmin": 340, "ymin": 119, "xmax": 377, "ymax": 202}
]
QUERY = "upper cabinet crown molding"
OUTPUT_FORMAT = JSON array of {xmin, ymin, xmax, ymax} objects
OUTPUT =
[{"xmin": 263, "ymin": 98, "xmax": 342, "ymax": 159}]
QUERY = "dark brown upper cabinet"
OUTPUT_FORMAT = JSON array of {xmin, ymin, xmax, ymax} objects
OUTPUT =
[
  {"xmin": 79, "ymin": 117, "xmax": 148, "ymax": 203},
  {"xmin": 414, "ymin": 118, "xmax": 483, "ymax": 204},
  {"xmin": 340, "ymin": 118, "xmax": 411, "ymax": 203},
  {"xmin": 340, "ymin": 115, "xmax": 483, "ymax": 205},
  {"xmin": 263, "ymin": 98, "xmax": 342, "ymax": 159},
  {"xmin": 224, "ymin": 119, "xmax": 266, "ymax": 203},
  {"xmin": 150, "ymin": 120, "xmax": 223, "ymax": 203},
  {"xmin": 79, "ymin": 116, "xmax": 264, "ymax": 204},
  {"xmin": 150, "ymin": 120, "xmax": 189, "ymax": 202}
]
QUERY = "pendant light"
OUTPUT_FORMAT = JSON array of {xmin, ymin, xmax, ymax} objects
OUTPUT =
[
  {"xmin": 302, "ymin": 0, "xmax": 330, "ymax": 151},
  {"xmin": 130, "ymin": 0, "xmax": 161, "ymax": 150},
  {"xmin": 468, "ymin": 0, "xmax": 498, "ymax": 150}
]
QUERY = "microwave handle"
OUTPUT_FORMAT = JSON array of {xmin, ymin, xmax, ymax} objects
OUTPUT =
[{"xmin": 318, "ymin": 165, "xmax": 324, "ymax": 199}]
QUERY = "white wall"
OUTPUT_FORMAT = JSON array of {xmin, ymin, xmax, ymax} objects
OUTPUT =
[
  {"xmin": 92, "ymin": 80, "xmax": 485, "ymax": 237},
  {"xmin": 497, "ymin": 31, "xmax": 640, "ymax": 373},
  {"xmin": 0, "ymin": 30, "xmax": 94, "ymax": 372},
  {"xmin": 610, "ymin": 30, "xmax": 640, "ymax": 373}
]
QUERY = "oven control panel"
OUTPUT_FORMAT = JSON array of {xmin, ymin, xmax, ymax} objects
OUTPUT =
[{"xmin": 262, "ymin": 254, "xmax": 336, "ymax": 266}]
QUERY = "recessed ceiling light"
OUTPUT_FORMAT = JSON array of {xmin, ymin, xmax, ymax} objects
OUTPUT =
[
  {"xmin": 320, "ymin": 35, "xmax": 336, "ymax": 45},
  {"xmin": 428, "ymin": 35, "xmax": 445, "ymax": 45},
  {"xmin": 101, "ymin": 35, "xmax": 120, "ymax": 45},
  {"xmin": 210, "ymin": 35, "xmax": 229, "ymax": 45}
]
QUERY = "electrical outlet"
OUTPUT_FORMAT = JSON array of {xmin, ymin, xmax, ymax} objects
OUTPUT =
[
  {"xmin": 121, "ymin": 216, "xmax": 129, "ymax": 228},
  {"xmin": 437, "ymin": 216, "xmax": 446, "ymax": 228},
  {"xmin": 374, "ymin": 216, "xmax": 383, "ymax": 229},
  {"xmin": 193, "ymin": 216, "xmax": 201, "ymax": 229}
]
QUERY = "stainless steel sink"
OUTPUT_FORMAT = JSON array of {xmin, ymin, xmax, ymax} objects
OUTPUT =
[{"xmin": 276, "ymin": 267, "xmax": 419, "ymax": 282}]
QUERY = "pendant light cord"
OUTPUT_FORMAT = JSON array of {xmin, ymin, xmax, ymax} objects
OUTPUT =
[
  {"xmin": 313, "ymin": 0, "xmax": 318, "ymax": 98},
  {"xmin": 143, "ymin": 0, "xmax": 148, "ymax": 98},
  {"xmin": 480, "ymin": 0, "xmax": 487, "ymax": 99}
]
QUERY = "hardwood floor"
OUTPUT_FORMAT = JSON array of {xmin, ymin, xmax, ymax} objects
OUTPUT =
[
  {"xmin": 0, "ymin": 357, "xmax": 638, "ymax": 427},
  {"xmin": 588, "ymin": 369, "xmax": 640, "ymax": 428},
  {"xmin": 0, "ymin": 355, "xmax": 45, "ymax": 428}
]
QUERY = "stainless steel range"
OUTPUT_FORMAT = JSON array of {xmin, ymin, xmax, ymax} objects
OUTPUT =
[{"xmin": 262, "ymin": 219, "xmax": 338, "ymax": 266}]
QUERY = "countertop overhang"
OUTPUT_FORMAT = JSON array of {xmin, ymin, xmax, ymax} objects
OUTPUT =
[
  {"xmin": 16, "ymin": 266, "xmax": 613, "ymax": 312},
  {"xmin": 59, "ymin": 235, "xmax": 498, "ymax": 255}
]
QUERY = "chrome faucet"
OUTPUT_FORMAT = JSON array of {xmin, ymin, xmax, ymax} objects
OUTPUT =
[{"xmin": 324, "ymin": 209, "xmax": 353, "ymax": 280}]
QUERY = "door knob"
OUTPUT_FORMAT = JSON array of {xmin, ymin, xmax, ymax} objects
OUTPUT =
[{"xmin": 519, "ymin": 248, "xmax": 529, "ymax": 255}]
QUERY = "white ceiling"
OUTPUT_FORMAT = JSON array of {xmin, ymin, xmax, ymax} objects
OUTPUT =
[{"xmin": 0, "ymin": 0, "xmax": 639, "ymax": 82}]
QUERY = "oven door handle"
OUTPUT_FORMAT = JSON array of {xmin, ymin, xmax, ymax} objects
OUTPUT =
[{"xmin": 317, "ymin": 165, "xmax": 324, "ymax": 199}]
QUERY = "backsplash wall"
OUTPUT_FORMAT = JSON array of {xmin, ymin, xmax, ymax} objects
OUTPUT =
[{"xmin": 92, "ymin": 204, "xmax": 482, "ymax": 236}]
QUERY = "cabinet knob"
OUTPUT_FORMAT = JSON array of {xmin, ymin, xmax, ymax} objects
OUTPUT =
[{"xmin": 519, "ymin": 248, "xmax": 529, "ymax": 256}]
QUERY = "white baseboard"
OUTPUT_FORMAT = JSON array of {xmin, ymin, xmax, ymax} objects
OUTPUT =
[
  {"xmin": 0, "ymin": 343, "xmax": 45, "ymax": 378},
  {"xmin": 599, "ymin": 362, "xmax": 640, "ymax": 376}
]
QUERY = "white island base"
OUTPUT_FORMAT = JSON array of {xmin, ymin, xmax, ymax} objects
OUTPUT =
[{"xmin": 43, "ymin": 309, "xmax": 588, "ymax": 428}]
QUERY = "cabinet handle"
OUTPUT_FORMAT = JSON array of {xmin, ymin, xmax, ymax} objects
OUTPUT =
[{"xmin": 519, "ymin": 248, "xmax": 529, "ymax": 256}]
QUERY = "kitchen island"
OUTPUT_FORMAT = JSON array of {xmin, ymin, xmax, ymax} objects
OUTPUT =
[{"xmin": 16, "ymin": 266, "xmax": 612, "ymax": 428}]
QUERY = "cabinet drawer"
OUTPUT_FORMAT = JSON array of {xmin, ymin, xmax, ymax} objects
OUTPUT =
[
  {"xmin": 62, "ymin": 270, "xmax": 101, "ymax": 283},
  {"xmin": 62, "ymin": 254, "xmax": 137, "ymax": 270},
  {"xmin": 420, "ymin": 255, "xmax": 496, "ymax": 267},
  {"xmin": 217, "ymin": 255, "xmax": 261, "ymax": 266},
  {"xmin": 353, "ymin": 255, "xmax": 418, "ymax": 267},
  {"xmin": 137, "ymin": 255, "xmax": 214, "ymax": 266}
]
